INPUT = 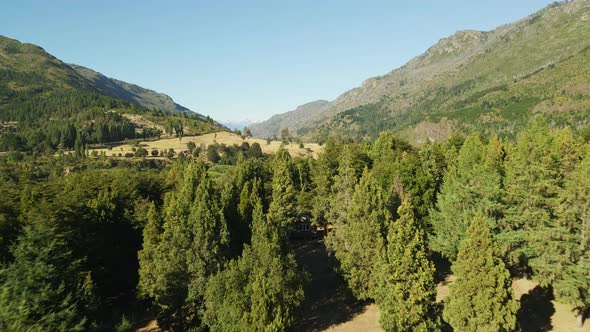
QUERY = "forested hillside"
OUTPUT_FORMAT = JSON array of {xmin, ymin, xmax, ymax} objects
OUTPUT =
[
  {"xmin": 0, "ymin": 35, "xmax": 222, "ymax": 154},
  {"xmin": 255, "ymin": 0, "xmax": 590, "ymax": 143}
]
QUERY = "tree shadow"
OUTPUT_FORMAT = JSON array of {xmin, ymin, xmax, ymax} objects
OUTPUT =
[
  {"xmin": 291, "ymin": 239, "xmax": 367, "ymax": 332},
  {"xmin": 431, "ymin": 251, "xmax": 452, "ymax": 284},
  {"xmin": 517, "ymin": 286, "xmax": 555, "ymax": 332}
]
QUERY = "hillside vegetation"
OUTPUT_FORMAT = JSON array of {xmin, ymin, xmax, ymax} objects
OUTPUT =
[
  {"xmin": 70, "ymin": 64, "xmax": 193, "ymax": 114},
  {"xmin": 255, "ymin": 0, "xmax": 590, "ymax": 143},
  {"xmin": 0, "ymin": 35, "xmax": 222, "ymax": 154}
]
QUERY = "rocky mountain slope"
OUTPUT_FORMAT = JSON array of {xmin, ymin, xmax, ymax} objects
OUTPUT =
[
  {"xmin": 249, "ymin": 100, "xmax": 330, "ymax": 138},
  {"xmin": 259, "ymin": 0, "xmax": 590, "ymax": 143}
]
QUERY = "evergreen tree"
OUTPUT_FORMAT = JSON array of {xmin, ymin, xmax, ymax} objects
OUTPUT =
[
  {"xmin": 249, "ymin": 200, "xmax": 306, "ymax": 331},
  {"xmin": 444, "ymin": 213, "xmax": 518, "ymax": 332},
  {"xmin": 430, "ymin": 133, "xmax": 503, "ymax": 261},
  {"xmin": 137, "ymin": 202, "xmax": 162, "ymax": 303},
  {"xmin": 502, "ymin": 118, "xmax": 559, "ymax": 268},
  {"xmin": 267, "ymin": 155, "xmax": 297, "ymax": 237},
  {"xmin": 220, "ymin": 158, "xmax": 266, "ymax": 257},
  {"xmin": 372, "ymin": 199, "xmax": 440, "ymax": 331},
  {"xmin": 185, "ymin": 171, "xmax": 229, "ymax": 322},
  {"xmin": 204, "ymin": 194, "xmax": 305, "ymax": 331},
  {"xmin": 0, "ymin": 223, "xmax": 92, "ymax": 331},
  {"xmin": 553, "ymin": 145, "xmax": 590, "ymax": 327},
  {"xmin": 325, "ymin": 147, "xmax": 360, "ymax": 253},
  {"xmin": 311, "ymin": 139, "xmax": 342, "ymax": 229},
  {"xmin": 138, "ymin": 161, "xmax": 228, "ymax": 330},
  {"xmin": 332, "ymin": 168, "xmax": 388, "ymax": 300}
]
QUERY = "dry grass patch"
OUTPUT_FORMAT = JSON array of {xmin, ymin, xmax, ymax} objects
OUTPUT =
[{"xmin": 89, "ymin": 131, "xmax": 322, "ymax": 159}]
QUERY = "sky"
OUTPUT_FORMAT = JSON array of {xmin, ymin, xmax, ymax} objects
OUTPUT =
[{"xmin": 1, "ymin": 0, "xmax": 554, "ymax": 123}]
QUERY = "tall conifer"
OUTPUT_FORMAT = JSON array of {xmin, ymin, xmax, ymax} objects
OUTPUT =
[
  {"xmin": 333, "ymin": 168, "xmax": 388, "ymax": 300},
  {"xmin": 430, "ymin": 133, "xmax": 503, "ymax": 261},
  {"xmin": 444, "ymin": 213, "xmax": 518, "ymax": 332},
  {"xmin": 372, "ymin": 199, "xmax": 439, "ymax": 331}
]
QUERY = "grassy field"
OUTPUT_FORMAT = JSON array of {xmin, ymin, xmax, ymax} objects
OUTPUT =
[
  {"xmin": 328, "ymin": 277, "xmax": 590, "ymax": 332},
  {"xmin": 89, "ymin": 131, "xmax": 323, "ymax": 159}
]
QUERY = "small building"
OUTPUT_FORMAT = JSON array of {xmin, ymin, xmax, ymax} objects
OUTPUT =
[{"xmin": 290, "ymin": 212, "xmax": 315, "ymax": 240}]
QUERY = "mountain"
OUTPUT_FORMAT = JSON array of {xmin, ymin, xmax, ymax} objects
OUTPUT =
[
  {"xmin": 262, "ymin": 0, "xmax": 590, "ymax": 143},
  {"xmin": 0, "ymin": 35, "xmax": 223, "ymax": 153},
  {"xmin": 249, "ymin": 100, "xmax": 330, "ymax": 139},
  {"xmin": 223, "ymin": 119, "xmax": 254, "ymax": 131},
  {"xmin": 69, "ymin": 64, "xmax": 192, "ymax": 114}
]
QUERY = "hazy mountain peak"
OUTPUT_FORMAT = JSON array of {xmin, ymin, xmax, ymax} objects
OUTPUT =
[{"xmin": 249, "ymin": 100, "xmax": 330, "ymax": 138}]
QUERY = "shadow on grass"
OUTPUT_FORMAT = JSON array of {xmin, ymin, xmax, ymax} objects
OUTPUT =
[
  {"xmin": 291, "ymin": 239, "xmax": 367, "ymax": 332},
  {"xmin": 517, "ymin": 286, "xmax": 555, "ymax": 332},
  {"xmin": 432, "ymin": 251, "xmax": 452, "ymax": 284}
]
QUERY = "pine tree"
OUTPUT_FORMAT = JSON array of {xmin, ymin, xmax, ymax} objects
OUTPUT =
[
  {"xmin": 553, "ymin": 145, "xmax": 590, "ymax": 327},
  {"xmin": 204, "ymin": 194, "xmax": 305, "ymax": 331},
  {"xmin": 430, "ymin": 133, "xmax": 503, "ymax": 261},
  {"xmin": 503, "ymin": 118, "xmax": 559, "ymax": 269},
  {"xmin": 185, "ymin": 171, "xmax": 229, "ymax": 321},
  {"xmin": 138, "ymin": 161, "xmax": 228, "ymax": 330},
  {"xmin": 267, "ymin": 156, "xmax": 296, "ymax": 235},
  {"xmin": 137, "ymin": 202, "xmax": 163, "ymax": 302},
  {"xmin": 372, "ymin": 199, "xmax": 440, "ymax": 331},
  {"xmin": 0, "ymin": 223, "xmax": 91, "ymax": 331},
  {"xmin": 220, "ymin": 158, "xmax": 266, "ymax": 257},
  {"xmin": 444, "ymin": 213, "xmax": 518, "ymax": 332},
  {"xmin": 333, "ymin": 168, "xmax": 388, "ymax": 300},
  {"xmin": 325, "ymin": 147, "xmax": 360, "ymax": 255},
  {"xmin": 311, "ymin": 139, "xmax": 341, "ymax": 229},
  {"xmin": 249, "ymin": 200, "xmax": 306, "ymax": 331}
]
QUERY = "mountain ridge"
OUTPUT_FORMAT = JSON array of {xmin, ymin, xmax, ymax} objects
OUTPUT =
[
  {"xmin": 69, "ymin": 64, "xmax": 193, "ymax": 115},
  {"xmin": 0, "ymin": 35, "xmax": 224, "ymax": 153},
  {"xmin": 249, "ymin": 99, "xmax": 330, "ymax": 138},
  {"xmin": 254, "ymin": 0, "xmax": 590, "ymax": 143}
]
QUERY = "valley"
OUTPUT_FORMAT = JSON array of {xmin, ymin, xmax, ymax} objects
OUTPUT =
[{"xmin": 1, "ymin": 1, "xmax": 590, "ymax": 332}]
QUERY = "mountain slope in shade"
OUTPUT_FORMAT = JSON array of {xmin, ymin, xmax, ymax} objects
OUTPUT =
[
  {"xmin": 249, "ymin": 100, "xmax": 330, "ymax": 139},
  {"xmin": 260, "ymin": 0, "xmax": 590, "ymax": 143},
  {"xmin": 69, "ymin": 64, "xmax": 191, "ymax": 114}
]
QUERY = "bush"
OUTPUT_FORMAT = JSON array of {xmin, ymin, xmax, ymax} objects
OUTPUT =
[
  {"xmin": 124, "ymin": 152, "xmax": 135, "ymax": 158},
  {"xmin": 115, "ymin": 315, "xmax": 133, "ymax": 332},
  {"xmin": 135, "ymin": 148, "xmax": 148, "ymax": 158},
  {"xmin": 151, "ymin": 149, "xmax": 159, "ymax": 157},
  {"xmin": 187, "ymin": 141, "xmax": 197, "ymax": 153},
  {"xmin": 166, "ymin": 148, "xmax": 175, "ymax": 159},
  {"xmin": 206, "ymin": 145, "xmax": 220, "ymax": 163},
  {"xmin": 6, "ymin": 151, "xmax": 24, "ymax": 162}
]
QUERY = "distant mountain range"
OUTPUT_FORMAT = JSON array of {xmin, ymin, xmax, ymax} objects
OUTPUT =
[
  {"xmin": 223, "ymin": 119, "xmax": 255, "ymax": 131},
  {"xmin": 252, "ymin": 0, "xmax": 590, "ymax": 143}
]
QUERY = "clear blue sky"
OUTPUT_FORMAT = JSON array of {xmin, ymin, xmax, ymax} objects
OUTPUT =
[{"xmin": 1, "ymin": 0, "xmax": 553, "ymax": 123}]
